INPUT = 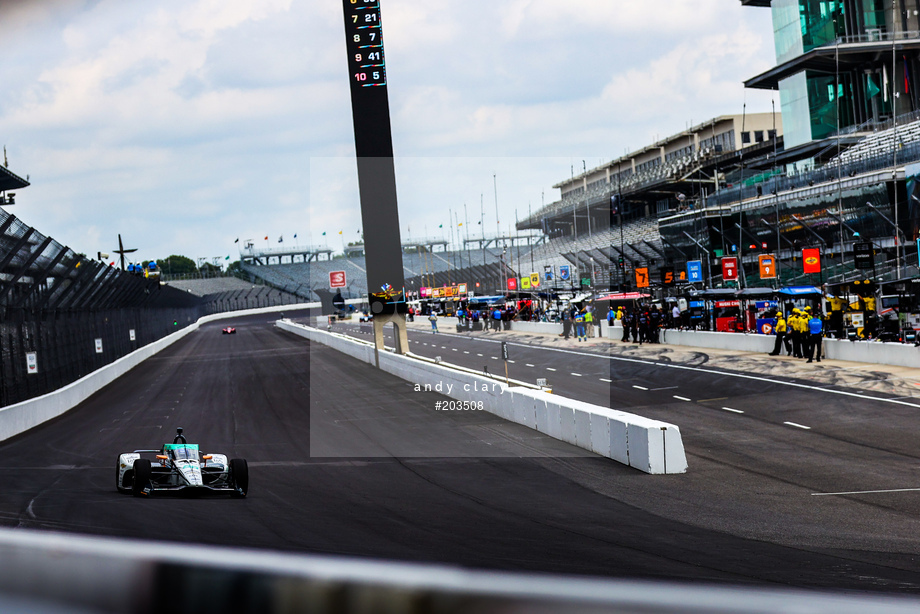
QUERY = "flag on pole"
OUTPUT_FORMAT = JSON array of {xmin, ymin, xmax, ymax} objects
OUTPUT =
[
  {"xmin": 225, "ymin": 255, "xmax": 230, "ymax": 260},
  {"xmin": 338, "ymin": 230, "xmax": 343, "ymax": 235},
  {"xmin": 905, "ymin": 55, "xmax": 911, "ymax": 94},
  {"xmin": 322, "ymin": 231, "xmax": 326, "ymax": 236},
  {"xmin": 883, "ymin": 64, "xmax": 889, "ymax": 102},
  {"xmin": 278, "ymin": 236, "xmax": 283, "ymax": 243},
  {"xmin": 264, "ymin": 236, "xmax": 268, "ymax": 241},
  {"xmin": 234, "ymin": 238, "xmax": 239, "ymax": 243}
]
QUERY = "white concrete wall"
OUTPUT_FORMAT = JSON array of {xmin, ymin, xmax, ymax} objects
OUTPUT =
[
  {"xmin": 0, "ymin": 303, "xmax": 316, "ymax": 443},
  {"xmin": 278, "ymin": 320, "xmax": 687, "ymax": 474},
  {"xmin": 659, "ymin": 329, "xmax": 774, "ymax": 353},
  {"xmin": 822, "ymin": 338, "xmax": 920, "ymax": 368}
]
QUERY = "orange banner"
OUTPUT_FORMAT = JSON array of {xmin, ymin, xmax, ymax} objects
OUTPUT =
[
  {"xmin": 635, "ymin": 267, "xmax": 649, "ymax": 288},
  {"xmin": 758, "ymin": 254, "xmax": 776, "ymax": 279}
]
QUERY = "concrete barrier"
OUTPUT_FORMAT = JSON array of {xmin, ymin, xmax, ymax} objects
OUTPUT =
[
  {"xmin": 0, "ymin": 303, "xmax": 316, "ymax": 444},
  {"xmin": 278, "ymin": 320, "xmax": 687, "ymax": 474},
  {"xmin": 659, "ymin": 328, "xmax": 775, "ymax": 353},
  {"xmin": 511, "ymin": 320, "xmax": 605, "ymax": 338}
]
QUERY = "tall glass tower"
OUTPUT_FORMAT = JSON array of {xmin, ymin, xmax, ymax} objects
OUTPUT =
[{"xmin": 744, "ymin": 1, "xmax": 920, "ymax": 150}]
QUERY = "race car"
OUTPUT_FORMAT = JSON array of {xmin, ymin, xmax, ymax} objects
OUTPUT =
[
  {"xmin": 116, "ymin": 428, "xmax": 248, "ymax": 497},
  {"xmin": 222, "ymin": 327, "xmax": 236, "ymax": 334}
]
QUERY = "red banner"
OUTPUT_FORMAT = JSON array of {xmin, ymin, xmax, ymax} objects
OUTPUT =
[
  {"xmin": 721, "ymin": 257, "xmax": 738, "ymax": 281},
  {"xmin": 329, "ymin": 271, "xmax": 346, "ymax": 288},
  {"xmin": 802, "ymin": 248, "xmax": 821, "ymax": 274},
  {"xmin": 507, "ymin": 277, "xmax": 518, "ymax": 291}
]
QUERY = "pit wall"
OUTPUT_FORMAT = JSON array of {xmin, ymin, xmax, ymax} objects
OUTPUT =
[
  {"xmin": 607, "ymin": 324, "xmax": 920, "ymax": 369},
  {"xmin": 0, "ymin": 303, "xmax": 317, "ymax": 444},
  {"xmin": 277, "ymin": 319, "xmax": 687, "ymax": 474}
]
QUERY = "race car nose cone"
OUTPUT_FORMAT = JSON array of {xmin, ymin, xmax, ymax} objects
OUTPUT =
[{"xmin": 178, "ymin": 460, "xmax": 203, "ymax": 486}]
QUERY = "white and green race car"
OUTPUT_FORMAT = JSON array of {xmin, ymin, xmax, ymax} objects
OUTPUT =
[{"xmin": 116, "ymin": 428, "xmax": 248, "ymax": 497}]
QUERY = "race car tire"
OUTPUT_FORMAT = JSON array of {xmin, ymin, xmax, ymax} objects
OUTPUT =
[
  {"xmin": 115, "ymin": 458, "xmax": 130, "ymax": 493},
  {"xmin": 230, "ymin": 458, "xmax": 248, "ymax": 498},
  {"xmin": 132, "ymin": 458, "xmax": 151, "ymax": 497}
]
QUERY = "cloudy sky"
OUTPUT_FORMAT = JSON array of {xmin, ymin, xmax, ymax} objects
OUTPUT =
[{"xmin": 0, "ymin": 0, "xmax": 777, "ymax": 266}]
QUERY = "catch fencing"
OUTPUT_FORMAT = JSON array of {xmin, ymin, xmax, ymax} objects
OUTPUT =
[{"xmin": 0, "ymin": 207, "xmax": 202, "ymax": 407}]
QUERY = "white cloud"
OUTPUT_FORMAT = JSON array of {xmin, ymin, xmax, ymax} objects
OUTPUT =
[{"xmin": 0, "ymin": 1, "xmax": 777, "ymax": 263}]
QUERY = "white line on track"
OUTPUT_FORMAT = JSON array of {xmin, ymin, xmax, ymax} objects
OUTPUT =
[
  {"xmin": 599, "ymin": 378, "xmax": 612, "ymax": 382},
  {"xmin": 525, "ymin": 363, "xmax": 535, "ymax": 367},
  {"xmin": 477, "ymin": 353, "xmax": 483, "ymax": 357},
  {"xmin": 673, "ymin": 395, "xmax": 691, "ymax": 402},
  {"xmin": 812, "ymin": 487, "xmax": 920, "ymax": 496},
  {"xmin": 721, "ymin": 407, "xmax": 744, "ymax": 414},
  {"xmin": 571, "ymin": 373, "xmax": 582, "ymax": 377},
  {"xmin": 463, "ymin": 351, "xmax": 470, "ymax": 354},
  {"xmin": 485, "ymin": 339, "xmax": 920, "ymax": 410},
  {"xmin": 546, "ymin": 367, "xmax": 557, "ymax": 371},
  {"xmin": 633, "ymin": 385, "xmax": 648, "ymax": 390},
  {"xmin": 784, "ymin": 421, "xmax": 811, "ymax": 430}
]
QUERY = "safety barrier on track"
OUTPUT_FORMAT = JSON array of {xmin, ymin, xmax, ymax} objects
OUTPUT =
[
  {"xmin": 0, "ymin": 303, "xmax": 317, "ymax": 444},
  {"xmin": 1, "ymin": 528, "xmax": 917, "ymax": 614},
  {"xmin": 277, "ymin": 320, "xmax": 687, "ymax": 474}
]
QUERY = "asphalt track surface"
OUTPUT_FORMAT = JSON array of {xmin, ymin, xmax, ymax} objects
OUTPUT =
[{"xmin": 5, "ymin": 312, "xmax": 920, "ymax": 593}]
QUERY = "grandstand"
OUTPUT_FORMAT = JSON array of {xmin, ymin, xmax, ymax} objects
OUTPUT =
[{"xmin": 239, "ymin": 240, "xmax": 539, "ymax": 300}]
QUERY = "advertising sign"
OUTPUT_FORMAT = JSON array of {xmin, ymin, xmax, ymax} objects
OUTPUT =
[
  {"xmin": 26, "ymin": 352, "xmax": 37, "ymax": 374},
  {"xmin": 95, "ymin": 338, "xmax": 103, "ymax": 354},
  {"xmin": 758, "ymin": 254, "xmax": 776, "ymax": 279},
  {"xmin": 853, "ymin": 242, "xmax": 874, "ymax": 270},
  {"xmin": 687, "ymin": 260, "xmax": 703, "ymax": 282},
  {"xmin": 507, "ymin": 277, "xmax": 518, "ymax": 291},
  {"xmin": 530, "ymin": 273, "xmax": 540, "ymax": 288},
  {"xmin": 129, "ymin": 329, "xmax": 136, "ymax": 341},
  {"xmin": 329, "ymin": 270, "xmax": 346, "ymax": 288},
  {"xmin": 544, "ymin": 265, "xmax": 553, "ymax": 281},
  {"xmin": 521, "ymin": 276, "xmax": 531, "ymax": 290},
  {"xmin": 721, "ymin": 257, "xmax": 738, "ymax": 281},
  {"xmin": 802, "ymin": 248, "xmax": 821, "ymax": 274},
  {"xmin": 559, "ymin": 265, "xmax": 570, "ymax": 281}
]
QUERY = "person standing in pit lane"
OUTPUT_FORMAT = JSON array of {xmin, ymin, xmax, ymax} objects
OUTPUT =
[
  {"xmin": 620, "ymin": 309, "xmax": 631, "ymax": 342},
  {"xmin": 428, "ymin": 311, "xmax": 438, "ymax": 334},
  {"xmin": 575, "ymin": 309, "xmax": 587, "ymax": 342},
  {"xmin": 806, "ymin": 309, "xmax": 823, "ymax": 363},
  {"xmin": 637, "ymin": 309, "xmax": 648, "ymax": 345},
  {"xmin": 801, "ymin": 306, "xmax": 814, "ymax": 359},
  {"xmin": 649, "ymin": 306, "xmax": 661, "ymax": 343},
  {"xmin": 768, "ymin": 312, "xmax": 787, "ymax": 356},
  {"xmin": 585, "ymin": 307, "xmax": 595, "ymax": 339},
  {"xmin": 561, "ymin": 309, "xmax": 572, "ymax": 339},
  {"xmin": 789, "ymin": 309, "xmax": 802, "ymax": 358}
]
